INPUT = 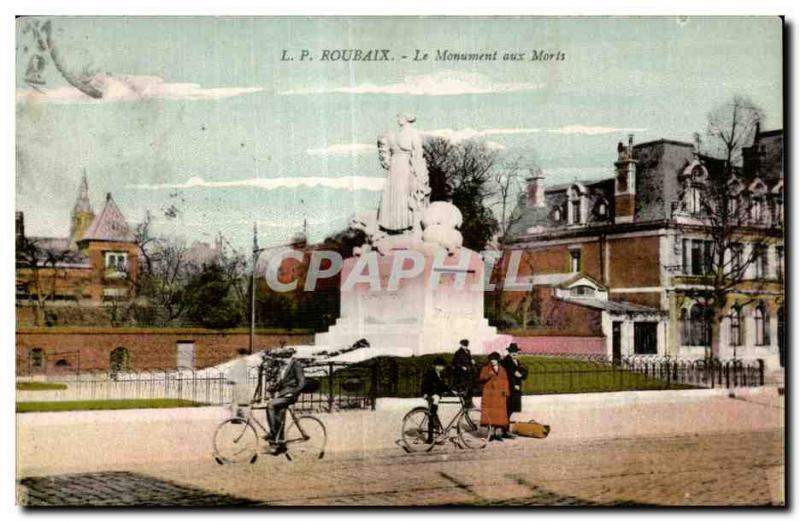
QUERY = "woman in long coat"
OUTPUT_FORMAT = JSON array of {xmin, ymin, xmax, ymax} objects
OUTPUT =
[{"xmin": 479, "ymin": 352, "xmax": 510, "ymax": 441}]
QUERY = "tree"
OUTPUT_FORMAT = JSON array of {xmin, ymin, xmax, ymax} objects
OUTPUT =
[
  {"xmin": 15, "ymin": 237, "xmax": 86, "ymax": 326},
  {"xmin": 706, "ymin": 96, "xmax": 765, "ymax": 176},
  {"xmin": 677, "ymin": 97, "xmax": 778, "ymax": 360},
  {"xmin": 423, "ymin": 137, "xmax": 499, "ymax": 251},
  {"xmin": 131, "ymin": 212, "xmax": 196, "ymax": 325},
  {"xmin": 183, "ymin": 263, "xmax": 243, "ymax": 329},
  {"xmin": 491, "ymin": 157, "xmax": 530, "ymax": 247}
]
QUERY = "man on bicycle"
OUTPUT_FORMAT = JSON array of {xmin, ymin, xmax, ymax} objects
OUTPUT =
[
  {"xmin": 265, "ymin": 347, "xmax": 305, "ymax": 455},
  {"xmin": 420, "ymin": 357, "xmax": 450, "ymax": 444}
]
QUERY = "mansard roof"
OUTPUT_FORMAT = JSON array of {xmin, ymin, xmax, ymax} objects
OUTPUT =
[{"xmin": 80, "ymin": 193, "xmax": 135, "ymax": 243}]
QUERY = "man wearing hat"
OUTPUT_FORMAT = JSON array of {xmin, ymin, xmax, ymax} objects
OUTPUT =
[
  {"xmin": 501, "ymin": 343, "xmax": 528, "ymax": 438},
  {"xmin": 451, "ymin": 339, "xmax": 476, "ymax": 408},
  {"xmin": 421, "ymin": 357, "xmax": 450, "ymax": 444}
]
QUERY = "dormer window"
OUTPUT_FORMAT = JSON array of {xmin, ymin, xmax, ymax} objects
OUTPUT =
[
  {"xmin": 567, "ymin": 184, "xmax": 588, "ymax": 225},
  {"xmin": 570, "ymin": 284, "xmax": 595, "ymax": 297},
  {"xmin": 748, "ymin": 178, "xmax": 768, "ymax": 224},
  {"xmin": 727, "ymin": 177, "xmax": 744, "ymax": 221},
  {"xmin": 679, "ymin": 162, "xmax": 708, "ymax": 216},
  {"xmin": 553, "ymin": 206, "xmax": 562, "ymax": 222},
  {"xmin": 771, "ymin": 182, "xmax": 783, "ymax": 225}
]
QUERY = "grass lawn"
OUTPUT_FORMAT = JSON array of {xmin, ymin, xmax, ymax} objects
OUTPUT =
[
  {"xmin": 16, "ymin": 382, "xmax": 68, "ymax": 391},
  {"xmin": 321, "ymin": 353, "xmax": 696, "ymax": 398},
  {"xmin": 16, "ymin": 399, "xmax": 207, "ymax": 413}
]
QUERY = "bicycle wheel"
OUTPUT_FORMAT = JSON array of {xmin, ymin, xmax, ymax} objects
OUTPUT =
[
  {"xmin": 457, "ymin": 407, "xmax": 490, "ymax": 449},
  {"xmin": 213, "ymin": 418, "xmax": 259, "ymax": 464},
  {"xmin": 285, "ymin": 415, "xmax": 326, "ymax": 462},
  {"xmin": 400, "ymin": 407, "xmax": 436, "ymax": 452}
]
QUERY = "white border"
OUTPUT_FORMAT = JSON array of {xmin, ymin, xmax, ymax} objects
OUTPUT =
[{"xmin": 3, "ymin": 3, "xmax": 796, "ymax": 520}]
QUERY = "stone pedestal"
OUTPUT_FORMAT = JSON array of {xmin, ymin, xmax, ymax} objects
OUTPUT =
[{"xmin": 314, "ymin": 248, "xmax": 510, "ymax": 356}]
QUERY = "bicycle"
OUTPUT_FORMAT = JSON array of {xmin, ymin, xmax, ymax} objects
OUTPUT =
[
  {"xmin": 400, "ymin": 392, "xmax": 491, "ymax": 452},
  {"xmin": 213, "ymin": 399, "xmax": 327, "ymax": 464}
]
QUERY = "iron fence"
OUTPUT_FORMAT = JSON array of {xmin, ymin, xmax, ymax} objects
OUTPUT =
[{"xmin": 16, "ymin": 355, "xmax": 764, "ymax": 408}]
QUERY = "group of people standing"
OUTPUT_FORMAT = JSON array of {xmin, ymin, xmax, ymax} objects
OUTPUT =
[{"xmin": 422, "ymin": 339, "xmax": 528, "ymax": 443}]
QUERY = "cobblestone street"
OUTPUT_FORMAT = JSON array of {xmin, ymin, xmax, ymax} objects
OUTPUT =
[{"xmin": 19, "ymin": 428, "xmax": 784, "ymax": 507}]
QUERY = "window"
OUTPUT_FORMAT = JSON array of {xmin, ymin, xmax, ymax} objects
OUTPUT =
[
  {"xmin": 754, "ymin": 304, "xmax": 770, "ymax": 346},
  {"xmin": 682, "ymin": 304, "xmax": 710, "ymax": 346},
  {"xmin": 688, "ymin": 240, "xmax": 713, "ymax": 275},
  {"xmin": 104, "ymin": 251, "xmax": 128, "ymax": 273},
  {"xmin": 751, "ymin": 197, "xmax": 766, "ymax": 224},
  {"xmin": 730, "ymin": 243, "xmax": 744, "ymax": 277},
  {"xmin": 570, "ymin": 250, "xmax": 582, "ymax": 273},
  {"xmin": 771, "ymin": 185, "xmax": 784, "ymax": 225},
  {"xmin": 553, "ymin": 207, "xmax": 562, "ymax": 222},
  {"xmin": 568, "ymin": 185, "xmax": 587, "ymax": 225},
  {"xmin": 776, "ymin": 246, "xmax": 784, "ymax": 281},
  {"xmin": 748, "ymin": 179, "xmax": 769, "ymax": 225},
  {"xmin": 27, "ymin": 348, "xmax": 44, "ymax": 370},
  {"xmin": 109, "ymin": 347, "xmax": 130, "ymax": 374},
  {"xmin": 729, "ymin": 306, "xmax": 742, "ymax": 346},
  {"xmin": 634, "ymin": 322, "xmax": 658, "ymax": 355},
  {"xmin": 752, "ymin": 244, "xmax": 769, "ymax": 279},
  {"xmin": 570, "ymin": 285, "xmax": 595, "ymax": 297},
  {"xmin": 571, "ymin": 200, "xmax": 582, "ymax": 224}
]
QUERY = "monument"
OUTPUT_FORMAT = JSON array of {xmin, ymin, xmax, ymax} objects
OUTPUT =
[{"xmin": 313, "ymin": 114, "xmax": 510, "ymax": 357}]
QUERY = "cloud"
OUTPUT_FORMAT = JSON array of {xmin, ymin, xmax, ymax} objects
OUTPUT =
[
  {"xmin": 306, "ymin": 143, "xmax": 374, "ymax": 156},
  {"xmin": 127, "ymin": 175, "xmax": 385, "ymax": 192},
  {"xmin": 281, "ymin": 70, "xmax": 539, "ymax": 97},
  {"xmin": 424, "ymin": 127, "xmax": 541, "ymax": 142},
  {"xmin": 301, "ymin": 124, "xmax": 644, "ymax": 160},
  {"xmin": 16, "ymin": 73, "xmax": 263, "ymax": 104},
  {"xmin": 547, "ymin": 125, "xmax": 647, "ymax": 135}
]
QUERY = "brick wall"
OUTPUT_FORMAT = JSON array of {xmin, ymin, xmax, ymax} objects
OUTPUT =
[
  {"xmin": 17, "ymin": 329, "xmax": 314, "ymax": 373},
  {"xmin": 608, "ymin": 235, "xmax": 661, "ymax": 288},
  {"xmin": 511, "ymin": 336, "xmax": 606, "ymax": 355}
]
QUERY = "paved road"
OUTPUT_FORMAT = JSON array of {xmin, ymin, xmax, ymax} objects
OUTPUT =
[{"xmin": 19, "ymin": 428, "xmax": 784, "ymax": 507}]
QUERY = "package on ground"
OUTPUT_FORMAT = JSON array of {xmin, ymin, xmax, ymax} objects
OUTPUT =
[{"xmin": 510, "ymin": 420, "xmax": 551, "ymax": 439}]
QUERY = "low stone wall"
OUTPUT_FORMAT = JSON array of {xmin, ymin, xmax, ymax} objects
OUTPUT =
[{"xmin": 16, "ymin": 328, "xmax": 314, "ymax": 373}]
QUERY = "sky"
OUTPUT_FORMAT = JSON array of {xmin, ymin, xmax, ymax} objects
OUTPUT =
[{"xmin": 15, "ymin": 16, "xmax": 783, "ymax": 251}]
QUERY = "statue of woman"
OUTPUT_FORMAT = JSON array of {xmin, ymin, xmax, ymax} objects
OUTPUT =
[{"xmin": 377, "ymin": 113, "xmax": 430, "ymax": 236}]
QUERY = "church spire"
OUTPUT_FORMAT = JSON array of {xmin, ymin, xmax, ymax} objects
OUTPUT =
[{"xmin": 70, "ymin": 171, "xmax": 95, "ymax": 242}]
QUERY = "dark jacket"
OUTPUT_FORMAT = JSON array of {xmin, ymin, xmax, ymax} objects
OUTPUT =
[
  {"xmin": 501, "ymin": 355, "xmax": 528, "ymax": 414},
  {"xmin": 271, "ymin": 358, "xmax": 306, "ymax": 398},
  {"xmin": 421, "ymin": 368, "xmax": 450, "ymax": 398},
  {"xmin": 451, "ymin": 347, "xmax": 475, "ymax": 387}
]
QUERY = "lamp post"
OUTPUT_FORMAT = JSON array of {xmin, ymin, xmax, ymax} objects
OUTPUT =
[
  {"xmin": 250, "ymin": 223, "xmax": 265, "ymax": 355},
  {"xmin": 248, "ymin": 223, "xmax": 308, "ymax": 354}
]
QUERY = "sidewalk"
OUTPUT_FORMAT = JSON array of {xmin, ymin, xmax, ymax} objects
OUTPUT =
[{"xmin": 16, "ymin": 387, "xmax": 784, "ymax": 478}]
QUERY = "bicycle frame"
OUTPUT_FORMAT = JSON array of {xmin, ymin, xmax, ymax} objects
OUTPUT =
[
  {"xmin": 244, "ymin": 401, "xmax": 309, "ymax": 445},
  {"xmin": 428, "ymin": 396, "xmax": 471, "ymax": 441}
]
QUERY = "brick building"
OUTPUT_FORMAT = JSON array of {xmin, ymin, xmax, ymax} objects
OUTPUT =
[
  {"xmin": 16, "ymin": 174, "xmax": 139, "ymax": 306},
  {"xmin": 502, "ymin": 130, "xmax": 784, "ymax": 369}
]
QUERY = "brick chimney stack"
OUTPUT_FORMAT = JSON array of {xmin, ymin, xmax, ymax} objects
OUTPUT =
[
  {"xmin": 526, "ymin": 169, "xmax": 546, "ymax": 208},
  {"xmin": 614, "ymin": 134, "xmax": 637, "ymax": 224}
]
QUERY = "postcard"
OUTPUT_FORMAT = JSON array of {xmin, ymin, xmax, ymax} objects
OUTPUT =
[{"xmin": 15, "ymin": 16, "xmax": 784, "ymax": 507}]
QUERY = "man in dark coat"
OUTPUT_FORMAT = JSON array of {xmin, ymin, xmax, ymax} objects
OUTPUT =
[
  {"xmin": 501, "ymin": 343, "xmax": 528, "ymax": 438},
  {"xmin": 451, "ymin": 339, "xmax": 476, "ymax": 408},
  {"xmin": 421, "ymin": 357, "xmax": 450, "ymax": 444},
  {"xmin": 265, "ymin": 348, "xmax": 306, "ymax": 454}
]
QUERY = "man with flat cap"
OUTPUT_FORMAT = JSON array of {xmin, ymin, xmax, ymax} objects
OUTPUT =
[
  {"xmin": 501, "ymin": 343, "xmax": 528, "ymax": 438},
  {"xmin": 421, "ymin": 357, "xmax": 450, "ymax": 444},
  {"xmin": 451, "ymin": 339, "xmax": 476, "ymax": 408}
]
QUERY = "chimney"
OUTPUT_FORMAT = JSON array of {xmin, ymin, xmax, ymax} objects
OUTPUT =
[
  {"xmin": 526, "ymin": 170, "xmax": 546, "ymax": 208},
  {"xmin": 614, "ymin": 135, "xmax": 637, "ymax": 224}
]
